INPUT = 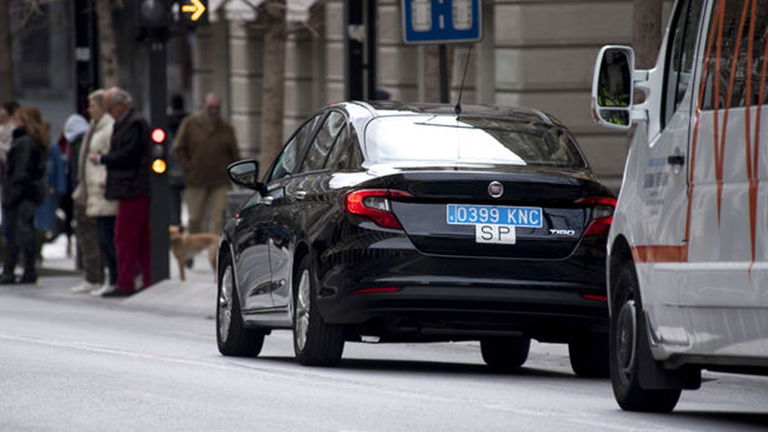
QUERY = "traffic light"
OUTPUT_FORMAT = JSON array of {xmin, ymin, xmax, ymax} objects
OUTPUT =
[
  {"xmin": 178, "ymin": 0, "xmax": 208, "ymax": 26},
  {"xmin": 150, "ymin": 127, "xmax": 168, "ymax": 174},
  {"xmin": 138, "ymin": 0, "xmax": 171, "ymax": 40}
]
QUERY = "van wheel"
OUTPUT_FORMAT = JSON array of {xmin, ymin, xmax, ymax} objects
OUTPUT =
[
  {"xmin": 217, "ymin": 255, "xmax": 265, "ymax": 356},
  {"xmin": 480, "ymin": 337, "xmax": 530, "ymax": 371},
  {"xmin": 610, "ymin": 263, "xmax": 680, "ymax": 412},
  {"xmin": 293, "ymin": 255, "xmax": 345, "ymax": 366},
  {"xmin": 569, "ymin": 335, "xmax": 609, "ymax": 378}
]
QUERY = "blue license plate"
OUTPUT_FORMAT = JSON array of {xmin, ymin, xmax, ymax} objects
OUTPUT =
[{"xmin": 446, "ymin": 204, "xmax": 543, "ymax": 228}]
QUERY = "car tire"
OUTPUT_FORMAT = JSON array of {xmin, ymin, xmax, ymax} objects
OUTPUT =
[
  {"xmin": 293, "ymin": 255, "xmax": 345, "ymax": 366},
  {"xmin": 610, "ymin": 263, "xmax": 681, "ymax": 412},
  {"xmin": 216, "ymin": 254, "xmax": 265, "ymax": 357},
  {"xmin": 569, "ymin": 335, "xmax": 609, "ymax": 378},
  {"xmin": 480, "ymin": 337, "xmax": 530, "ymax": 371}
]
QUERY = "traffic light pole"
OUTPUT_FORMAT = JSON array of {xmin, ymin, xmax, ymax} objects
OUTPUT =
[{"xmin": 148, "ymin": 38, "xmax": 170, "ymax": 284}]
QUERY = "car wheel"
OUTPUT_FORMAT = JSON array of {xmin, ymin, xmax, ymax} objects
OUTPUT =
[
  {"xmin": 568, "ymin": 335, "xmax": 609, "ymax": 378},
  {"xmin": 216, "ymin": 254, "xmax": 265, "ymax": 357},
  {"xmin": 480, "ymin": 337, "xmax": 530, "ymax": 371},
  {"xmin": 293, "ymin": 255, "xmax": 345, "ymax": 366},
  {"xmin": 610, "ymin": 263, "xmax": 681, "ymax": 412}
]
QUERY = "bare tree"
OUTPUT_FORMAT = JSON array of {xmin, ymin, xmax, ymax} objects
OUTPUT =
[
  {"xmin": 257, "ymin": 0, "xmax": 286, "ymax": 171},
  {"xmin": 94, "ymin": 0, "xmax": 118, "ymax": 87},
  {"xmin": 0, "ymin": 0, "xmax": 12, "ymax": 102},
  {"xmin": 633, "ymin": 0, "xmax": 663, "ymax": 69},
  {"xmin": 0, "ymin": 0, "xmax": 65, "ymax": 101}
]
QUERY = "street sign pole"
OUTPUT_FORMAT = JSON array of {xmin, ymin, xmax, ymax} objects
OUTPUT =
[
  {"xmin": 148, "ymin": 38, "xmax": 170, "ymax": 284},
  {"xmin": 401, "ymin": 0, "xmax": 482, "ymax": 103},
  {"xmin": 439, "ymin": 44, "xmax": 448, "ymax": 103}
]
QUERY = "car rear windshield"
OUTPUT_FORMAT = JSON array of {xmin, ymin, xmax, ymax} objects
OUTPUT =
[{"xmin": 365, "ymin": 115, "xmax": 586, "ymax": 168}]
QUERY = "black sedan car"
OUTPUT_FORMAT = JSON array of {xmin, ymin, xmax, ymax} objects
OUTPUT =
[{"xmin": 217, "ymin": 101, "xmax": 615, "ymax": 376}]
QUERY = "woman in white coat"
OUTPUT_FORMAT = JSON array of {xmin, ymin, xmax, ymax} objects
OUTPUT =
[{"xmin": 73, "ymin": 90, "xmax": 118, "ymax": 294}]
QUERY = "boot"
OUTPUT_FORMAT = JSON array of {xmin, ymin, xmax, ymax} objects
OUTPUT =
[
  {"xmin": 1, "ymin": 244, "xmax": 18, "ymax": 284},
  {"xmin": 19, "ymin": 249, "xmax": 37, "ymax": 284}
]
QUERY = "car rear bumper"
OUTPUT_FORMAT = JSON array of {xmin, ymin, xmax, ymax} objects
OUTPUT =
[{"xmin": 315, "ymin": 237, "xmax": 608, "ymax": 342}]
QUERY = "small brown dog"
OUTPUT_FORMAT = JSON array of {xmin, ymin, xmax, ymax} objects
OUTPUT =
[{"xmin": 169, "ymin": 225, "xmax": 220, "ymax": 281}]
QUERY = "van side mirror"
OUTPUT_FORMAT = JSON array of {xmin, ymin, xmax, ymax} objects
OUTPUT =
[
  {"xmin": 592, "ymin": 45, "xmax": 635, "ymax": 130},
  {"xmin": 227, "ymin": 159, "xmax": 262, "ymax": 190}
]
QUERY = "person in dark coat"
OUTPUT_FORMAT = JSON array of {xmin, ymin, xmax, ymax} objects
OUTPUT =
[
  {"xmin": 1, "ymin": 106, "xmax": 49, "ymax": 284},
  {"xmin": 89, "ymin": 88, "xmax": 152, "ymax": 297}
]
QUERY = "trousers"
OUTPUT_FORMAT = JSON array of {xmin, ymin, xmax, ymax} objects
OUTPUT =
[
  {"xmin": 115, "ymin": 195, "xmax": 151, "ymax": 291},
  {"xmin": 2, "ymin": 200, "xmax": 38, "ymax": 279},
  {"xmin": 185, "ymin": 185, "xmax": 229, "ymax": 234},
  {"xmin": 74, "ymin": 204, "xmax": 104, "ymax": 284}
]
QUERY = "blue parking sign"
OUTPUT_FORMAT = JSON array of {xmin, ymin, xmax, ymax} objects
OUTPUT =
[{"xmin": 402, "ymin": 0, "xmax": 482, "ymax": 44}]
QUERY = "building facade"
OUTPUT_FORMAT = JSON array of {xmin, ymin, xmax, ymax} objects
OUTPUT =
[{"xmin": 193, "ymin": 0, "xmax": 674, "ymax": 189}]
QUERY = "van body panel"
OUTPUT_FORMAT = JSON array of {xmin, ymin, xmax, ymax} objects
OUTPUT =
[{"xmin": 604, "ymin": 0, "xmax": 768, "ymax": 364}]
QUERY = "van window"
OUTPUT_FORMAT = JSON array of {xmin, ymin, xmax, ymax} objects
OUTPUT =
[
  {"xmin": 662, "ymin": 0, "xmax": 705, "ymax": 126},
  {"xmin": 701, "ymin": 0, "xmax": 768, "ymax": 111}
]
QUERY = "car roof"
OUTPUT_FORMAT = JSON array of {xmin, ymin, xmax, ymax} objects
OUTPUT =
[{"xmin": 342, "ymin": 100, "xmax": 565, "ymax": 127}]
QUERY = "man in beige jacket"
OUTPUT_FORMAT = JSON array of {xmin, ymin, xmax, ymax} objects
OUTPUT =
[{"xmin": 173, "ymin": 93, "xmax": 240, "ymax": 235}]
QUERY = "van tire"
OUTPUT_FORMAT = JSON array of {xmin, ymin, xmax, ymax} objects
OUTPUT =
[{"xmin": 610, "ymin": 263, "xmax": 681, "ymax": 412}]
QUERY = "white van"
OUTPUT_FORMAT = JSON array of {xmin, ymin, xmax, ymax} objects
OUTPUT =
[{"xmin": 591, "ymin": 0, "xmax": 768, "ymax": 412}]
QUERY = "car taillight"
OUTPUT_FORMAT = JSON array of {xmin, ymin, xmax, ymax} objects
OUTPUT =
[
  {"xmin": 577, "ymin": 197, "xmax": 617, "ymax": 236},
  {"xmin": 345, "ymin": 189, "xmax": 412, "ymax": 230}
]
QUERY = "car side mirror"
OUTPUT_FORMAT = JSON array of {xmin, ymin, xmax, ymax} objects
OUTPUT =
[
  {"xmin": 591, "ymin": 45, "xmax": 635, "ymax": 130},
  {"xmin": 227, "ymin": 159, "xmax": 263, "ymax": 191}
]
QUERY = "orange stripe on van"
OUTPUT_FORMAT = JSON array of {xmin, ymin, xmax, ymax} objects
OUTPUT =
[
  {"xmin": 631, "ymin": 246, "xmax": 689, "ymax": 263},
  {"xmin": 712, "ymin": 1, "xmax": 726, "ymax": 224},
  {"xmin": 686, "ymin": 1, "xmax": 724, "ymax": 247},
  {"xmin": 744, "ymin": 0, "xmax": 758, "ymax": 265}
]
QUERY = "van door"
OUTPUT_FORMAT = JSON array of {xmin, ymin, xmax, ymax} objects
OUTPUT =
[
  {"xmin": 634, "ymin": 0, "xmax": 705, "ymax": 347},
  {"xmin": 682, "ymin": 0, "xmax": 768, "ymax": 356}
]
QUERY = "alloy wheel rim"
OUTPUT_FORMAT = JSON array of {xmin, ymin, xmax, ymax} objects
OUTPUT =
[
  {"xmin": 616, "ymin": 299, "xmax": 637, "ymax": 382},
  {"xmin": 295, "ymin": 269, "xmax": 311, "ymax": 351},
  {"xmin": 218, "ymin": 265, "xmax": 234, "ymax": 343}
]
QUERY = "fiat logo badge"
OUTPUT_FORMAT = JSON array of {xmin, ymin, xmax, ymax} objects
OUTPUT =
[{"xmin": 488, "ymin": 181, "xmax": 504, "ymax": 198}]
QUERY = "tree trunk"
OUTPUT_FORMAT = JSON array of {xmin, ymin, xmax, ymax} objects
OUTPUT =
[
  {"xmin": 95, "ymin": 0, "xmax": 118, "ymax": 88},
  {"xmin": 633, "ymin": 0, "xmax": 663, "ymax": 69},
  {"xmin": 258, "ymin": 0, "xmax": 286, "ymax": 171},
  {"xmin": 0, "ymin": 0, "xmax": 13, "ymax": 102}
]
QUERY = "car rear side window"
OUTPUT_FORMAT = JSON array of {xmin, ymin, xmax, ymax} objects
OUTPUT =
[
  {"xmin": 267, "ymin": 114, "xmax": 324, "ymax": 182},
  {"xmin": 301, "ymin": 111, "xmax": 346, "ymax": 172},
  {"xmin": 365, "ymin": 115, "xmax": 585, "ymax": 168},
  {"xmin": 324, "ymin": 126, "xmax": 363, "ymax": 171},
  {"xmin": 700, "ymin": 0, "xmax": 768, "ymax": 110}
]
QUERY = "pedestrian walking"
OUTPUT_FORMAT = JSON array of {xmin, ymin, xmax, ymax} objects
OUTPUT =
[
  {"xmin": 73, "ymin": 90, "xmax": 118, "ymax": 295},
  {"xmin": 0, "ymin": 101, "xmax": 20, "ymax": 257},
  {"xmin": 0, "ymin": 106, "xmax": 49, "ymax": 284},
  {"xmin": 64, "ymin": 113, "xmax": 106, "ymax": 293},
  {"xmin": 89, "ymin": 87, "xmax": 151, "ymax": 297},
  {"xmin": 173, "ymin": 93, "xmax": 240, "ymax": 237},
  {"xmin": 34, "ymin": 137, "xmax": 66, "ymax": 260}
]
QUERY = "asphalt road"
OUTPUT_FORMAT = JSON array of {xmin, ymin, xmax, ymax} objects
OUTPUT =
[{"xmin": 1, "ymin": 283, "xmax": 767, "ymax": 432}]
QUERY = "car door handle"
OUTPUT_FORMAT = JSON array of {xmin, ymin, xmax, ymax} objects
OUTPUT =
[
  {"xmin": 667, "ymin": 155, "xmax": 685, "ymax": 166},
  {"xmin": 292, "ymin": 190, "xmax": 307, "ymax": 200},
  {"xmin": 262, "ymin": 196, "xmax": 274, "ymax": 206}
]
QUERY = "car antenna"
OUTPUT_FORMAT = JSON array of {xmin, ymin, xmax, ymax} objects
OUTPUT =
[{"xmin": 454, "ymin": 45, "xmax": 474, "ymax": 117}]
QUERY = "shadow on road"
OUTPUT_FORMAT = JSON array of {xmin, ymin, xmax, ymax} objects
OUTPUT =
[
  {"xmin": 671, "ymin": 411, "xmax": 768, "ymax": 428},
  {"xmin": 257, "ymin": 355, "xmax": 578, "ymax": 380}
]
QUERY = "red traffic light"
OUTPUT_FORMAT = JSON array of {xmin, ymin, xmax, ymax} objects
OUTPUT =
[{"xmin": 151, "ymin": 128, "xmax": 166, "ymax": 144}]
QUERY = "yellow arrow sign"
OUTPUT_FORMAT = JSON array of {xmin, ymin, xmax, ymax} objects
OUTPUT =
[{"xmin": 181, "ymin": 0, "xmax": 206, "ymax": 21}]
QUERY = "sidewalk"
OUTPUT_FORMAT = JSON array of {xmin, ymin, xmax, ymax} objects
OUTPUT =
[{"xmin": 37, "ymin": 235, "xmax": 217, "ymax": 319}]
